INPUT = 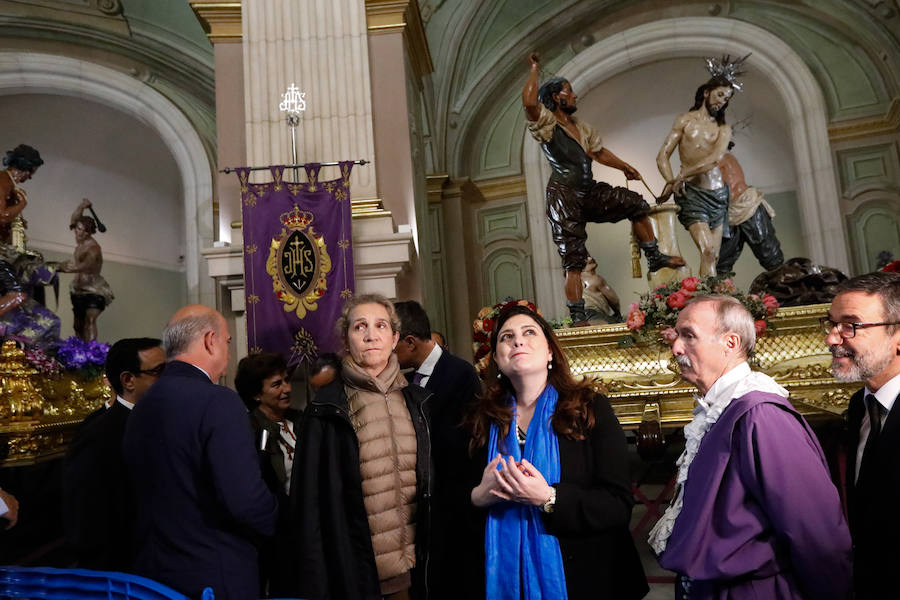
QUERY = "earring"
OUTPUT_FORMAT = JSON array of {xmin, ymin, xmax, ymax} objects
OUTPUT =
[
  {"xmin": 548, "ymin": 361, "xmax": 553, "ymax": 370},
  {"xmin": 497, "ymin": 372, "xmax": 502, "ymax": 379}
]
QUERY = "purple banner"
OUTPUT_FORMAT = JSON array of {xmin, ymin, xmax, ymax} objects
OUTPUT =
[{"xmin": 236, "ymin": 162, "xmax": 354, "ymax": 367}]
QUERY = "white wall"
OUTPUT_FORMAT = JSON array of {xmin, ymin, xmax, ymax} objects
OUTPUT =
[
  {"xmin": 1, "ymin": 94, "xmax": 185, "ymax": 270},
  {"xmin": 1, "ymin": 93, "xmax": 188, "ymax": 342}
]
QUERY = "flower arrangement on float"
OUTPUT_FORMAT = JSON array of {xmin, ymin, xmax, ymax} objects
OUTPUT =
[
  {"xmin": 21, "ymin": 336, "xmax": 109, "ymax": 378},
  {"xmin": 623, "ymin": 276, "xmax": 779, "ymax": 346}
]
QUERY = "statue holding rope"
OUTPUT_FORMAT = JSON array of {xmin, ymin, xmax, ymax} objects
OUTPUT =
[{"xmin": 523, "ymin": 53, "xmax": 684, "ymax": 324}]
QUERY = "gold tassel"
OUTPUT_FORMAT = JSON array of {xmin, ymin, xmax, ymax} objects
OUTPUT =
[{"xmin": 631, "ymin": 232, "xmax": 641, "ymax": 278}]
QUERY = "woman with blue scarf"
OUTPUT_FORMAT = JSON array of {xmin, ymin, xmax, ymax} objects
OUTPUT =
[{"xmin": 466, "ymin": 303, "xmax": 648, "ymax": 600}]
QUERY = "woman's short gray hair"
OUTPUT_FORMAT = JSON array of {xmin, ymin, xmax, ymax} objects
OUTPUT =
[
  {"xmin": 685, "ymin": 294, "xmax": 756, "ymax": 357},
  {"xmin": 336, "ymin": 293, "xmax": 400, "ymax": 347},
  {"xmin": 163, "ymin": 312, "xmax": 221, "ymax": 358}
]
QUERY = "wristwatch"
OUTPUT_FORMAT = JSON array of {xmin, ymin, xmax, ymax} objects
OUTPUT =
[{"xmin": 540, "ymin": 486, "xmax": 557, "ymax": 513}]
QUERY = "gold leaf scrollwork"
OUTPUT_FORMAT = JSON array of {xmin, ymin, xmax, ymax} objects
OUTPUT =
[
  {"xmin": 291, "ymin": 328, "xmax": 318, "ymax": 364},
  {"xmin": 266, "ymin": 206, "xmax": 332, "ymax": 319}
]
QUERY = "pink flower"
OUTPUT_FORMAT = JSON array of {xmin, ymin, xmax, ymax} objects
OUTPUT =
[
  {"xmin": 626, "ymin": 306, "xmax": 646, "ymax": 330},
  {"xmin": 660, "ymin": 327, "xmax": 678, "ymax": 345},
  {"xmin": 748, "ymin": 293, "xmax": 760, "ymax": 301},
  {"xmin": 681, "ymin": 277, "xmax": 700, "ymax": 292},
  {"xmin": 762, "ymin": 294, "xmax": 779, "ymax": 316},
  {"xmin": 667, "ymin": 290, "xmax": 688, "ymax": 309},
  {"xmin": 754, "ymin": 320, "xmax": 767, "ymax": 336}
]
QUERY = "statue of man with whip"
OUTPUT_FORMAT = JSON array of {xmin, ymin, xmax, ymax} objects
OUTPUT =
[{"xmin": 523, "ymin": 52, "xmax": 684, "ymax": 324}]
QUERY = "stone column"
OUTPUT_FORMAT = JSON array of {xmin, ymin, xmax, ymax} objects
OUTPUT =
[{"xmin": 242, "ymin": 0, "xmax": 377, "ymax": 199}]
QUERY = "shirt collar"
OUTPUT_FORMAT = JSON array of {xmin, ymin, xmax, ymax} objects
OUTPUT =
[
  {"xmin": 697, "ymin": 361, "xmax": 751, "ymax": 413},
  {"xmin": 867, "ymin": 371, "xmax": 900, "ymax": 414},
  {"xmin": 417, "ymin": 343, "xmax": 443, "ymax": 377},
  {"xmin": 116, "ymin": 395, "xmax": 135, "ymax": 411}
]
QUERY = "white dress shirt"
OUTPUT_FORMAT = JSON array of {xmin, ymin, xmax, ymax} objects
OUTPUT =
[{"xmin": 414, "ymin": 343, "xmax": 443, "ymax": 388}]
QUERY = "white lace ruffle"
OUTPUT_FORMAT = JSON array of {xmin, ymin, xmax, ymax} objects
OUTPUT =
[{"xmin": 647, "ymin": 370, "xmax": 787, "ymax": 554}]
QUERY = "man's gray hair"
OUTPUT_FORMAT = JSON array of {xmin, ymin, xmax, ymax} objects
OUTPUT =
[
  {"xmin": 835, "ymin": 272, "xmax": 900, "ymax": 334},
  {"xmin": 685, "ymin": 294, "xmax": 756, "ymax": 357},
  {"xmin": 163, "ymin": 312, "xmax": 221, "ymax": 358}
]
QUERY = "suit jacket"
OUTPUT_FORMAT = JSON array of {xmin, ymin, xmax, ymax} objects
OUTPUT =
[
  {"xmin": 62, "ymin": 401, "xmax": 134, "ymax": 570},
  {"xmin": 123, "ymin": 360, "xmax": 278, "ymax": 600},
  {"xmin": 408, "ymin": 350, "xmax": 482, "ymax": 600},
  {"xmin": 847, "ymin": 386, "xmax": 900, "ymax": 599}
]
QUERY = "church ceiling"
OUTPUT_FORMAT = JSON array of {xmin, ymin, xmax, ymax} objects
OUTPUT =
[{"xmin": 0, "ymin": 0, "xmax": 215, "ymax": 155}]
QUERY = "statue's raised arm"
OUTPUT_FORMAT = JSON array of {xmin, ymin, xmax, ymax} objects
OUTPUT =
[{"xmin": 522, "ymin": 53, "xmax": 684, "ymax": 324}]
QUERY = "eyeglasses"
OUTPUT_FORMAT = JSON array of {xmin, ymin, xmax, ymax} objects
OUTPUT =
[
  {"xmin": 819, "ymin": 317, "xmax": 900, "ymax": 339},
  {"xmin": 134, "ymin": 363, "xmax": 166, "ymax": 377}
]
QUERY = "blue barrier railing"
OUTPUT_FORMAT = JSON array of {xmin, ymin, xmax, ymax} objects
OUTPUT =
[{"xmin": 0, "ymin": 566, "xmax": 215, "ymax": 600}]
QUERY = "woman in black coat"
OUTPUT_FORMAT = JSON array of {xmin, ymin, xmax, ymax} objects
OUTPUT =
[{"xmin": 463, "ymin": 302, "xmax": 647, "ymax": 600}]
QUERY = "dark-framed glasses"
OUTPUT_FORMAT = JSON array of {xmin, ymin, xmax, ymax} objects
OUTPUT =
[
  {"xmin": 135, "ymin": 363, "xmax": 166, "ymax": 377},
  {"xmin": 819, "ymin": 317, "xmax": 900, "ymax": 339}
]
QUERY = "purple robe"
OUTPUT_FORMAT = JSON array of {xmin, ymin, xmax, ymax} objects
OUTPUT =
[{"xmin": 659, "ymin": 391, "xmax": 852, "ymax": 599}]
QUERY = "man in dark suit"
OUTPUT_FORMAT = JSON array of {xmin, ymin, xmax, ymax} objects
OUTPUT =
[
  {"xmin": 62, "ymin": 337, "xmax": 165, "ymax": 569},
  {"xmin": 123, "ymin": 305, "xmax": 278, "ymax": 600},
  {"xmin": 825, "ymin": 271, "xmax": 900, "ymax": 599},
  {"xmin": 393, "ymin": 300, "xmax": 482, "ymax": 600}
]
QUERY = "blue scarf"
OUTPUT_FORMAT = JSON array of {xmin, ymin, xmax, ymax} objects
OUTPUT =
[{"xmin": 485, "ymin": 384, "xmax": 568, "ymax": 600}]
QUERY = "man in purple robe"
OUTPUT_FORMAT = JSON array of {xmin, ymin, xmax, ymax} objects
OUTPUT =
[
  {"xmin": 825, "ymin": 272, "xmax": 900, "ymax": 599},
  {"xmin": 648, "ymin": 294, "xmax": 852, "ymax": 599}
]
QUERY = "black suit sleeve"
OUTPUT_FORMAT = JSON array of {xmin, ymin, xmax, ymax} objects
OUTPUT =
[
  {"xmin": 201, "ymin": 392, "xmax": 278, "ymax": 537},
  {"xmin": 542, "ymin": 395, "xmax": 633, "ymax": 535}
]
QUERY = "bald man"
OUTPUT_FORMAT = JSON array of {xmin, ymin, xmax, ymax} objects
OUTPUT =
[{"xmin": 123, "ymin": 305, "xmax": 278, "ymax": 600}]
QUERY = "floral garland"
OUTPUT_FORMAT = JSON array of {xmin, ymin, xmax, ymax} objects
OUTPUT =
[
  {"xmin": 624, "ymin": 276, "xmax": 779, "ymax": 345},
  {"xmin": 472, "ymin": 299, "xmax": 541, "ymax": 375}
]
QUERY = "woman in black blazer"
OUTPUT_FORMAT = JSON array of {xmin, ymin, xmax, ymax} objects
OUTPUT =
[{"xmin": 463, "ymin": 301, "xmax": 647, "ymax": 600}]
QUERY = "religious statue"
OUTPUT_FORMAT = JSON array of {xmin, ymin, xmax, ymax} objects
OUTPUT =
[
  {"xmin": 716, "ymin": 144, "xmax": 785, "ymax": 273},
  {"xmin": 58, "ymin": 199, "xmax": 113, "ymax": 341},
  {"xmin": 523, "ymin": 53, "xmax": 684, "ymax": 324},
  {"xmin": 656, "ymin": 55, "xmax": 749, "ymax": 277},
  {"xmin": 581, "ymin": 255, "xmax": 622, "ymax": 323},
  {"xmin": 0, "ymin": 144, "xmax": 42, "ymax": 318},
  {"xmin": 0, "ymin": 144, "xmax": 60, "ymax": 346}
]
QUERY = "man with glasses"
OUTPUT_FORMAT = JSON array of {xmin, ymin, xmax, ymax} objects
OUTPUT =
[
  {"xmin": 62, "ymin": 337, "xmax": 165, "ymax": 569},
  {"xmin": 824, "ymin": 271, "xmax": 900, "ymax": 599}
]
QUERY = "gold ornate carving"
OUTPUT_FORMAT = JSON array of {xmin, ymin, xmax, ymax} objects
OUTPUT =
[
  {"xmin": 189, "ymin": 1, "xmax": 242, "ymax": 43},
  {"xmin": 0, "ymin": 340, "xmax": 111, "ymax": 465},
  {"xmin": 557, "ymin": 303, "xmax": 850, "ymax": 429}
]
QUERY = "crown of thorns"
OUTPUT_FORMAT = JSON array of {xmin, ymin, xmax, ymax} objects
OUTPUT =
[{"xmin": 705, "ymin": 53, "xmax": 751, "ymax": 91}]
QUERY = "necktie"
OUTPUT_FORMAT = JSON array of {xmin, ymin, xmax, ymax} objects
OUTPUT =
[
  {"xmin": 412, "ymin": 372, "xmax": 424, "ymax": 386},
  {"xmin": 860, "ymin": 394, "xmax": 883, "ymax": 479},
  {"xmin": 867, "ymin": 394, "xmax": 883, "ymax": 441}
]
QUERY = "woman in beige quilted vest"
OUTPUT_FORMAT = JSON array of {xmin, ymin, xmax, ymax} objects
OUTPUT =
[{"xmin": 289, "ymin": 293, "xmax": 433, "ymax": 600}]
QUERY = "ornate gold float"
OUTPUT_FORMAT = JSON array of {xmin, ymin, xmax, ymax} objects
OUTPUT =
[
  {"xmin": 556, "ymin": 303, "xmax": 853, "ymax": 431},
  {"xmin": 0, "ymin": 340, "xmax": 110, "ymax": 466}
]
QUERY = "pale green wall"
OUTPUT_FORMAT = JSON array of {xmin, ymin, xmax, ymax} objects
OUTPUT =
[{"xmin": 38, "ymin": 249, "xmax": 187, "ymax": 345}]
